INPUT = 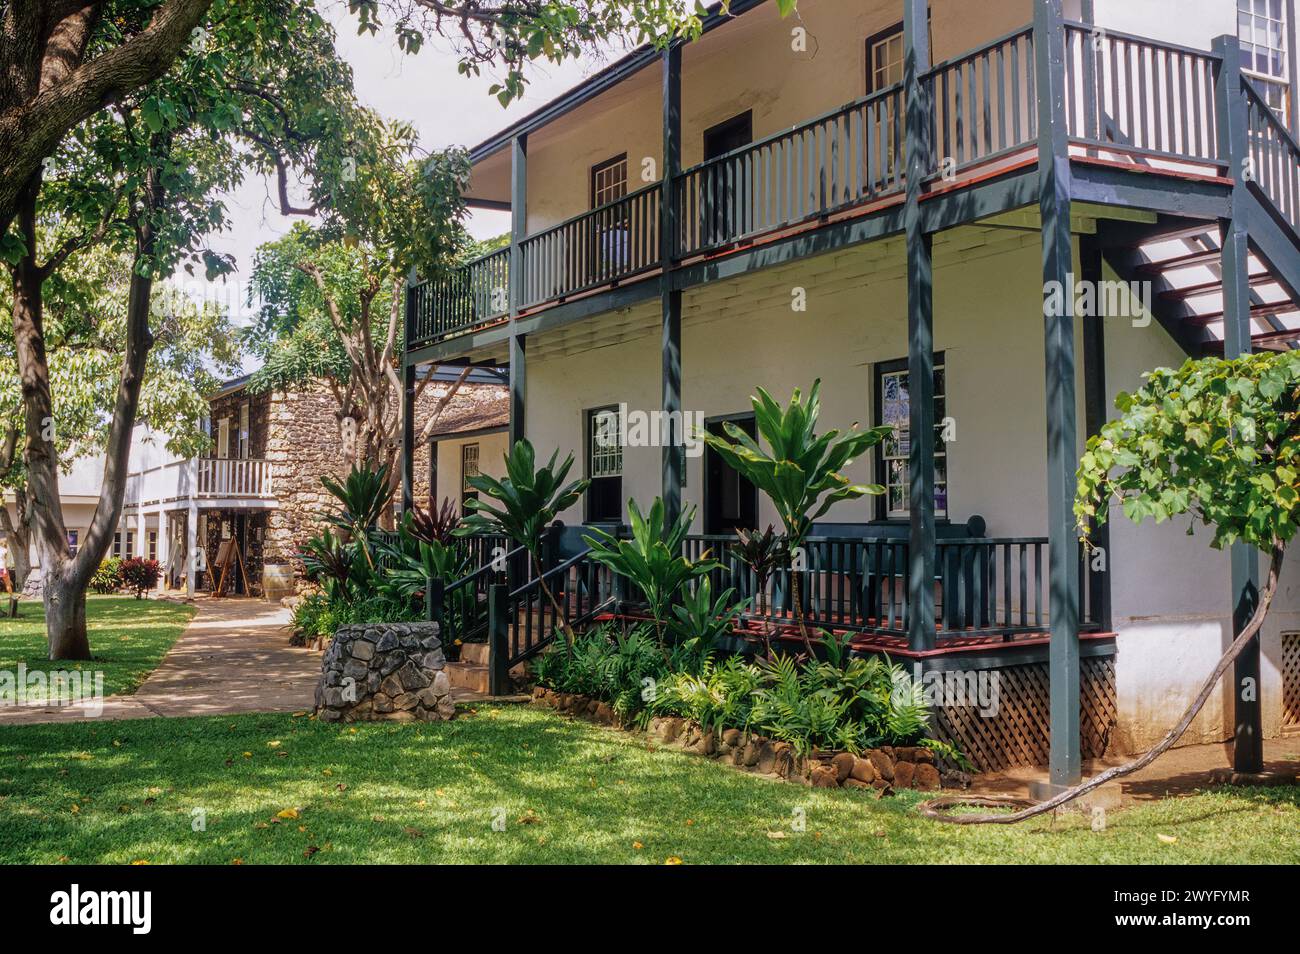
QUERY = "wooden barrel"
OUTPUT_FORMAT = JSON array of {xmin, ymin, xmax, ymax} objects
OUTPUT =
[{"xmin": 262, "ymin": 564, "xmax": 296, "ymax": 602}]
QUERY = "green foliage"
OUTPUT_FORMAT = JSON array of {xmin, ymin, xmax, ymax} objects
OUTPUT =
[
  {"xmin": 654, "ymin": 655, "xmax": 763, "ymax": 734},
  {"xmin": 701, "ymin": 381, "xmax": 891, "ymax": 547},
  {"xmin": 531, "ymin": 622, "xmax": 675, "ymax": 722},
  {"xmin": 404, "ymin": 496, "xmax": 462, "ymax": 547},
  {"xmin": 457, "ymin": 440, "xmax": 588, "ymax": 558},
  {"xmin": 118, "ymin": 558, "xmax": 161, "ymax": 599},
  {"xmin": 320, "ymin": 463, "xmax": 395, "ymax": 569},
  {"xmin": 1077, "ymin": 351, "xmax": 1300, "ymax": 552},
  {"xmin": 301, "ymin": 530, "xmax": 364, "ymax": 602},
  {"xmin": 669, "ymin": 577, "xmax": 749, "ymax": 653},
  {"xmin": 90, "ymin": 557, "xmax": 124, "ymax": 595},
  {"xmin": 583, "ymin": 498, "xmax": 719, "ymax": 636}
]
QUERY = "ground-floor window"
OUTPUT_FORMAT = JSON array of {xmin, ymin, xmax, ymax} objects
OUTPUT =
[
  {"xmin": 460, "ymin": 442, "xmax": 480, "ymax": 513},
  {"xmin": 66, "ymin": 529, "xmax": 80, "ymax": 557},
  {"xmin": 875, "ymin": 355, "xmax": 948, "ymax": 519},
  {"xmin": 147, "ymin": 530, "xmax": 158, "ymax": 562},
  {"xmin": 113, "ymin": 529, "xmax": 136, "ymax": 559},
  {"xmin": 585, "ymin": 405, "xmax": 623, "ymax": 523}
]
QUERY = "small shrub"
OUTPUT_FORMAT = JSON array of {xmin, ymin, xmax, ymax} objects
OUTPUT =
[
  {"xmin": 91, "ymin": 557, "xmax": 124, "ymax": 595},
  {"xmin": 118, "ymin": 558, "xmax": 161, "ymax": 598}
]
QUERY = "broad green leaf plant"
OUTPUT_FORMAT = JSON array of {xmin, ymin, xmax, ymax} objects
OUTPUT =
[
  {"xmin": 456, "ymin": 440, "xmax": 589, "ymax": 642},
  {"xmin": 701, "ymin": 380, "xmax": 891, "ymax": 653},
  {"xmin": 584, "ymin": 498, "xmax": 721, "ymax": 646}
]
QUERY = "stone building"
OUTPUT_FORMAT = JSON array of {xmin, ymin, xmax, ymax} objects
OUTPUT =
[{"xmin": 121, "ymin": 368, "xmax": 508, "ymax": 599}]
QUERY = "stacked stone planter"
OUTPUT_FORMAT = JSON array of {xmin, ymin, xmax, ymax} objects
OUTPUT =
[
  {"xmin": 530, "ymin": 687, "xmax": 970, "ymax": 791},
  {"xmin": 316, "ymin": 622, "xmax": 454, "ymax": 723}
]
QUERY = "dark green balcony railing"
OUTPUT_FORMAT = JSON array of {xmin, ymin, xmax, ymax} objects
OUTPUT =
[
  {"xmin": 676, "ymin": 84, "xmax": 904, "ymax": 257},
  {"xmin": 1245, "ymin": 76, "xmax": 1300, "ymax": 233},
  {"xmin": 519, "ymin": 182, "xmax": 661, "ymax": 308},
  {"xmin": 407, "ymin": 246, "xmax": 509, "ymax": 347}
]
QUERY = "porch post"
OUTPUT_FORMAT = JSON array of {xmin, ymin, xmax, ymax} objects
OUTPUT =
[
  {"xmin": 185, "ymin": 497, "xmax": 198, "ymax": 598},
  {"xmin": 509, "ymin": 337, "xmax": 526, "ymax": 448},
  {"xmin": 156, "ymin": 506, "xmax": 169, "ymax": 590},
  {"xmin": 1214, "ymin": 34, "xmax": 1264, "ymax": 774},
  {"xmin": 661, "ymin": 43, "xmax": 683, "ymax": 526},
  {"xmin": 903, "ymin": 0, "xmax": 935, "ymax": 651},
  {"xmin": 1079, "ymin": 235, "xmax": 1112, "ymax": 631},
  {"xmin": 401, "ymin": 356, "xmax": 416, "ymax": 515},
  {"xmin": 1036, "ymin": 0, "xmax": 1082, "ymax": 788},
  {"xmin": 136, "ymin": 510, "xmax": 148, "ymax": 559},
  {"xmin": 509, "ymin": 134, "xmax": 528, "ymax": 450}
]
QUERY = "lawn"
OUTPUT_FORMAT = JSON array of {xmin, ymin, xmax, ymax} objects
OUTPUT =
[
  {"xmin": 0, "ymin": 705, "xmax": 1295, "ymax": 864},
  {"xmin": 0, "ymin": 595, "xmax": 196, "ymax": 701}
]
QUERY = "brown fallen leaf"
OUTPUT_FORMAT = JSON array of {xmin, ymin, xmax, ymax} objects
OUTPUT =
[{"xmin": 404, "ymin": 827, "xmax": 425, "ymax": 839}]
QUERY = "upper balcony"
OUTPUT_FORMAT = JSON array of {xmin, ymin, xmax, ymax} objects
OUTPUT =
[
  {"xmin": 406, "ymin": 11, "xmax": 1300, "ymax": 358},
  {"xmin": 125, "ymin": 457, "xmax": 276, "ymax": 510}
]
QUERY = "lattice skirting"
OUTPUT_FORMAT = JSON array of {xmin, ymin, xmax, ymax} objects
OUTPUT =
[
  {"xmin": 931, "ymin": 657, "xmax": 1117, "ymax": 774},
  {"xmin": 1283, "ymin": 633, "xmax": 1300, "ymax": 731}
]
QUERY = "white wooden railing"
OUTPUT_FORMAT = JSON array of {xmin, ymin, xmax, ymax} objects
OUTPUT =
[{"xmin": 196, "ymin": 458, "xmax": 273, "ymax": 497}]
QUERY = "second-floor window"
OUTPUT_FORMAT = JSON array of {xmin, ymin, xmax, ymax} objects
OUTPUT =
[
  {"xmin": 461, "ymin": 443, "xmax": 480, "ymax": 512},
  {"xmin": 217, "ymin": 417, "xmax": 230, "ymax": 459},
  {"xmin": 586, "ymin": 406, "xmax": 623, "ymax": 524},
  {"xmin": 1240, "ymin": 0, "xmax": 1292, "ymax": 118},
  {"xmin": 866, "ymin": 24, "xmax": 903, "ymax": 93},
  {"xmin": 875, "ymin": 356, "xmax": 947, "ymax": 520},
  {"xmin": 590, "ymin": 154, "xmax": 627, "ymax": 209},
  {"xmin": 238, "ymin": 402, "xmax": 250, "ymax": 459}
]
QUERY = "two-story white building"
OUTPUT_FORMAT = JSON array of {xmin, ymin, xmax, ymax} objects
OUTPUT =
[{"xmin": 399, "ymin": 0, "xmax": 1300, "ymax": 780}]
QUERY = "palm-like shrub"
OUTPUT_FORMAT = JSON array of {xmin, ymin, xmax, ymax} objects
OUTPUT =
[
  {"xmin": 404, "ymin": 496, "xmax": 461, "ymax": 546},
  {"xmin": 457, "ymin": 440, "xmax": 589, "ymax": 642},
  {"xmin": 321, "ymin": 463, "xmax": 395, "ymax": 569},
  {"xmin": 702, "ymin": 381, "xmax": 890, "ymax": 653},
  {"xmin": 669, "ymin": 577, "xmax": 748, "ymax": 653},
  {"xmin": 583, "ymin": 498, "xmax": 720, "ymax": 644},
  {"xmin": 301, "ymin": 529, "xmax": 363, "ymax": 601}
]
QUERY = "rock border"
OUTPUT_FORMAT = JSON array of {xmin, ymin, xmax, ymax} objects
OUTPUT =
[{"xmin": 531, "ymin": 687, "xmax": 971, "ymax": 792}]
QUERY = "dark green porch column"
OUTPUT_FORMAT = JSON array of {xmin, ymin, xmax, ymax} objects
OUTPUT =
[
  {"xmin": 903, "ymin": 0, "xmax": 936, "ymax": 652},
  {"xmin": 509, "ymin": 134, "xmax": 528, "ymax": 449},
  {"xmin": 661, "ymin": 44, "xmax": 683, "ymax": 526},
  {"xmin": 401, "ymin": 358, "xmax": 416, "ymax": 513},
  {"xmin": 1036, "ymin": 0, "xmax": 1082, "ymax": 789},
  {"xmin": 1214, "ymin": 34, "xmax": 1264, "ymax": 774}
]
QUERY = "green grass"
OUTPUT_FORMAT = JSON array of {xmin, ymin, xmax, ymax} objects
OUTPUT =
[
  {"xmin": 0, "ymin": 595, "xmax": 196, "ymax": 701},
  {"xmin": 0, "ymin": 705, "xmax": 1295, "ymax": 864}
]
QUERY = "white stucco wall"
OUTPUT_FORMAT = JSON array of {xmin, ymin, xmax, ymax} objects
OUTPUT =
[
  {"xmin": 520, "ymin": 230, "xmax": 1298, "ymax": 753},
  {"xmin": 434, "ymin": 431, "xmax": 512, "ymax": 514}
]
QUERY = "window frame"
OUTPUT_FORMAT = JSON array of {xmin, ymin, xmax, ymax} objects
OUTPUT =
[
  {"xmin": 460, "ymin": 442, "xmax": 480, "ymax": 511},
  {"xmin": 584, "ymin": 405, "xmax": 624, "ymax": 524},
  {"xmin": 873, "ymin": 354, "xmax": 948, "ymax": 521},
  {"xmin": 590, "ymin": 153, "xmax": 628, "ymax": 210},
  {"xmin": 865, "ymin": 22, "xmax": 904, "ymax": 95}
]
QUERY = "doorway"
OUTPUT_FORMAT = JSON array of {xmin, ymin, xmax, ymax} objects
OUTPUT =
[
  {"xmin": 701, "ymin": 111, "xmax": 754, "ymax": 243},
  {"xmin": 704, "ymin": 414, "xmax": 759, "ymax": 535}
]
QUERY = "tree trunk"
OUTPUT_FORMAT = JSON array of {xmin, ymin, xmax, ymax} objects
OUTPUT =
[
  {"xmin": 43, "ymin": 561, "xmax": 89, "ymax": 660},
  {"xmin": 0, "ymin": 494, "xmax": 32, "ymax": 591}
]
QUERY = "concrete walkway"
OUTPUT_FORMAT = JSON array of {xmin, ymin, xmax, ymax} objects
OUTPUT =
[{"xmin": 0, "ymin": 598, "xmax": 319, "ymax": 726}]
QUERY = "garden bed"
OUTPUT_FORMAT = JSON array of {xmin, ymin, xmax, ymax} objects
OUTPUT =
[{"xmin": 530, "ymin": 686, "xmax": 972, "ymax": 793}]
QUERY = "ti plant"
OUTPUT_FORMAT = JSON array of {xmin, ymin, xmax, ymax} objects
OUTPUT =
[
  {"xmin": 301, "ymin": 529, "xmax": 363, "ymax": 602},
  {"xmin": 321, "ymin": 462, "xmax": 395, "ymax": 570},
  {"xmin": 702, "ymin": 381, "xmax": 890, "ymax": 654},
  {"xmin": 456, "ymin": 440, "xmax": 589, "ymax": 643},
  {"xmin": 583, "ymin": 498, "xmax": 720, "ymax": 646},
  {"xmin": 404, "ymin": 496, "xmax": 462, "ymax": 547},
  {"xmin": 731, "ymin": 524, "xmax": 788, "ymax": 650}
]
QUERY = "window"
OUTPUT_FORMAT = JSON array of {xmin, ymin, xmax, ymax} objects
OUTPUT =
[
  {"xmin": 866, "ymin": 24, "xmax": 903, "ymax": 93},
  {"xmin": 67, "ymin": 530, "xmax": 79, "ymax": 557},
  {"xmin": 217, "ymin": 417, "xmax": 230, "ymax": 459},
  {"xmin": 238, "ymin": 402, "xmax": 250, "ymax": 459},
  {"xmin": 590, "ymin": 154, "xmax": 628, "ymax": 209},
  {"xmin": 1240, "ymin": 0, "xmax": 1288, "ymax": 79},
  {"xmin": 461, "ymin": 443, "xmax": 480, "ymax": 512},
  {"xmin": 113, "ymin": 530, "xmax": 136, "ymax": 559},
  {"xmin": 875, "ymin": 357, "xmax": 947, "ymax": 519},
  {"xmin": 703, "ymin": 112, "xmax": 753, "ymax": 161},
  {"xmin": 1240, "ymin": 0, "xmax": 1292, "ymax": 119},
  {"xmin": 147, "ymin": 530, "xmax": 158, "ymax": 562},
  {"xmin": 585, "ymin": 406, "xmax": 623, "ymax": 523}
]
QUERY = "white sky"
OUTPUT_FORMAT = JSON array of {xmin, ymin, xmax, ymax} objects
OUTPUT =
[{"xmin": 203, "ymin": 0, "xmax": 621, "ymax": 344}]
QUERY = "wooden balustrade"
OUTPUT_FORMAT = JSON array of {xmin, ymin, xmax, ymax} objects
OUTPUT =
[{"xmin": 197, "ymin": 458, "xmax": 273, "ymax": 497}]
